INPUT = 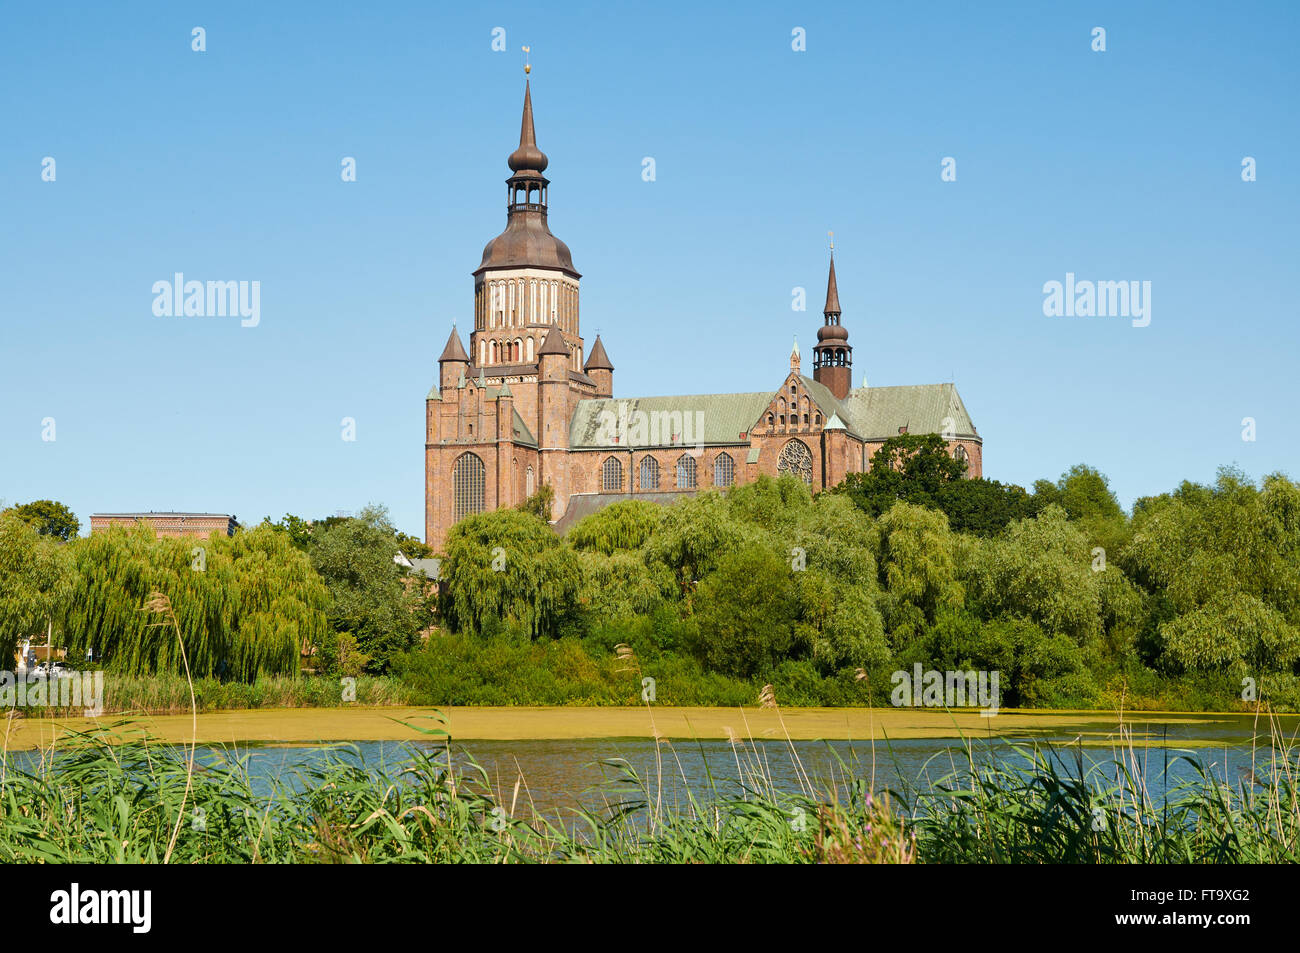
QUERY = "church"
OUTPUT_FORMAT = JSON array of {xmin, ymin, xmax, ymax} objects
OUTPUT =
[{"xmin": 424, "ymin": 79, "xmax": 982, "ymax": 549}]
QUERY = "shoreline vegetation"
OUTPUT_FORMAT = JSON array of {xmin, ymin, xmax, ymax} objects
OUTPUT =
[
  {"xmin": 6, "ymin": 453, "xmax": 1300, "ymax": 721},
  {"xmin": 4, "ymin": 704, "xmax": 1296, "ymax": 750},
  {"xmin": 1, "ymin": 712, "xmax": 1297, "ymax": 862}
]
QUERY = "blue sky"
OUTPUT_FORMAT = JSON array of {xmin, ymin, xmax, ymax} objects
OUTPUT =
[{"xmin": 2, "ymin": 1, "xmax": 1297, "ymax": 539}]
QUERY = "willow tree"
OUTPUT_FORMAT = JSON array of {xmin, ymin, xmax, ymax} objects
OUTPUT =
[
  {"xmin": 60, "ymin": 522, "xmax": 327, "ymax": 679},
  {"xmin": 0, "ymin": 513, "xmax": 74, "ymax": 664},
  {"xmin": 642, "ymin": 491, "xmax": 761, "ymax": 591},
  {"xmin": 962, "ymin": 504, "xmax": 1103, "ymax": 646},
  {"xmin": 568, "ymin": 499, "xmax": 664, "ymax": 555},
  {"xmin": 441, "ymin": 509, "xmax": 581, "ymax": 639},
  {"xmin": 875, "ymin": 501, "xmax": 964, "ymax": 640}
]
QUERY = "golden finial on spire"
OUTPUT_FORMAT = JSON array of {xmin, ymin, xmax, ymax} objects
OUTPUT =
[
  {"xmin": 828, "ymin": 230, "xmax": 835, "ymax": 252},
  {"xmin": 522, "ymin": 45, "xmax": 531, "ymax": 75}
]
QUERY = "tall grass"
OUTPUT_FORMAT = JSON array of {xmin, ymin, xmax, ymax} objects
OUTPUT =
[
  {"xmin": 900, "ymin": 714, "xmax": 1300, "ymax": 863},
  {"xmin": 7, "ymin": 673, "xmax": 416, "ymax": 717},
  {"xmin": 0, "ymin": 712, "xmax": 1295, "ymax": 863}
]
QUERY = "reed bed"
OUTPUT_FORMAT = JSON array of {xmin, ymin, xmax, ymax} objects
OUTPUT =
[
  {"xmin": 7, "ymin": 673, "xmax": 415, "ymax": 717},
  {"xmin": 0, "ymin": 710, "xmax": 1295, "ymax": 863}
]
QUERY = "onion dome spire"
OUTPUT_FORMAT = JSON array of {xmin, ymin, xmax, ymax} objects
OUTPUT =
[
  {"xmin": 474, "ymin": 64, "xmax": 580, "ymax": 279},
  {"xmin": 812, "ymin": 232, "xmax": 852, "ymax": 399},
  {"xmin": 508, "ymin": 80, "xmax": 549, "ymax": 174},
  {"xmin": 823, "ymin": 249, "xmax": 841, "ymax": 317}
]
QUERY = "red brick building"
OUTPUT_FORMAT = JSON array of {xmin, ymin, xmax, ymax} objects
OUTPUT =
[
  {"xmin": 425, "ymin": 80, "xmax": 982, "ymax": 549},
  {"xmin": 90, "ymin": 512, "xmax": 236, "ymax": 539}
]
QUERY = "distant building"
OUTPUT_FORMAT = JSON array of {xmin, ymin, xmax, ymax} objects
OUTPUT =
[{"xmin": 89, "ymin": 512, "xmax": 236, "ymax": 539}]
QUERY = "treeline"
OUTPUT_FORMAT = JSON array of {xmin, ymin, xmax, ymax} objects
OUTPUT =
[
  {"xmin": 0, "ymin": 503, "xmax": 428, "ymax": 680},
  {"xmin": 5, "ymin": 438, "xmax": 1299, "ymax": 711},
  {"xmin": 424, "ymin": 435, "xmax": 1300, "ymax": 710}
]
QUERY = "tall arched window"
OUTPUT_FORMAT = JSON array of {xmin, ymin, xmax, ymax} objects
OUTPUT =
[
  {"xmin": 714, "ymin": 452, "xmax": 734, "ymax": 488},
  {"xmin": 602, "ymin": 456, "xmax": 624, "ymax": 492},
  {"xmin": 953, "ymin": 444, "xmax": 969, "ymax": 466},
  {"xmin": 777, "ymin": 439, "xmax": 813, "ymax": 485},
  {"xmin": 452, "ymin": 452, "xmax": 486, "ymax": 522},
  {"xmin": 640, "ymin": 456, "xmax": 660, "ymax": 491},
  {"xmin": 676, "ymin": 454, "xmax": 697, "ymax": 489},
  {"xmin": 526, "ymin": 337, "xmax": 534, "ymax": 361},
  {"xmin": 526, "ymin": 466, "xmax": 535, "ymax": 495}
]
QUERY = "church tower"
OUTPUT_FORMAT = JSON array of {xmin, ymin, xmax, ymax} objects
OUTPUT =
[
  {"xmin": 470, "ymin": 76, "xmax": 585, "ymax": 376},
  {"xmin": 812, "ymin": 242, "xmax": 852, "ymax": 399}
]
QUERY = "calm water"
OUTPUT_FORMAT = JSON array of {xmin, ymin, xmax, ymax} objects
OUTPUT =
[
  {"xmin": 197, "ymin": 730, "xmax": 1294, "ymax": 817},
  {"xmin": 11, "ymin": 715, "xmax": 1295, "ymax": 817}
]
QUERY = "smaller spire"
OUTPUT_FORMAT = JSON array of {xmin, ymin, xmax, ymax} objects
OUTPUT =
[
  {"xmin": 498, "ymin": 379, "xmax": 513, "ymax": 398},
  {"xmin": 790, "ymin": 335, "xmax": 801, "ymax": 371},
  {"xmin": 538, "ymin": 325, "xmax": 568, "ymax": 356},
  {"xmin": 476, "ymin": 364, "xmax": 487, "ymax": 388},
  {"xmin": 584, "ymin": 334, "xmax": 613, "ymax": 371},
  {"xmin": 439, "ymin": 326, "xmax": 469, "ymax": 363},
  {"xmin": 824, "ymin": 241, "xmax": 841, "ymax": 317}
]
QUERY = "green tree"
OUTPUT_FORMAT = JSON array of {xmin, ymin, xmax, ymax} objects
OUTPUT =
[
  {"xmin": 440, "ymin": 508, "xmax": 582, "ymax": 639},
  {"xmin": 962, "ymin": 505, "xmax": 1102, "ymax": 645},
  {"xmin": 517, "ymin": 484, "xmax": 555, "ymax": 522},
  {"xmin": 0, "ymin": 513, "xmax": 75, "ymax": 663},
  {"xmin": 60, "ymin": 523, "xmax": 325, "ymax": 679},
  {"xmin": 576, "ymin": 550, "xmax": 675, "ymax": 622},
  {"xmin": 692, "ymin": 547, "xmax": 801, "ymax": 677},
  {"xmin": 935, "ymin": 478, "xmax": 1043, "ymax": 537},
  {"xmin": 309, "ymin": 505, "xmax": 421, "ymax": 672},
  {"xmin": 643, "ymin": 491, "xmax": 759, "ymax": 592},
  {"xmin": 792, "ymin": 570, "xmax": 889, "ymax": 672},
  {"xmin": 4, "ymin": 500, "xmax": 81, "ymax": 542},
  {"xmin": 836, "ymin": 434, "xmax": 966, "ymax": 517},
  {"xmin": 1123, "ymin": 469, "xmax": 1300, "ymax": 673},
  {"xmin": 568, "ymin": 499, "xmax": 663, "ymax": 555},
  {"xmin": 875, "ymin": 501, "xmax": 964, "ymax": 641}
]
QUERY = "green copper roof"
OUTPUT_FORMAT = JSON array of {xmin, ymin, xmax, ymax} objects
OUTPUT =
[
  {"xmin": 840, "ymin": 383, "xmax": 978, "ymax": 439},
  {"xmin": 570, "ymin": 393, "xmax": 772, "ymax": 449},
  {"xmin": 565, "ymin": 380, "xmax": 978, "ymax": 449}
]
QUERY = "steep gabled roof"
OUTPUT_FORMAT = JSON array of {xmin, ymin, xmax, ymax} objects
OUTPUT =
[{"xmin": 796, "ymin": 374, "xmax": 861, "ymax": 437}]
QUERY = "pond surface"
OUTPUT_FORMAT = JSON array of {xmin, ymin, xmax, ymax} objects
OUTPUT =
[{"xmin": 209, "ymin": 730, "xmax": 1293, "ymax": 817}]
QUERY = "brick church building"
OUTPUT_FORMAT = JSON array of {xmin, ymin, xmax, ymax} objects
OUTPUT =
[{"xmin": 424, "ymin": 79, "xmax": 982, "ymax": 549}]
